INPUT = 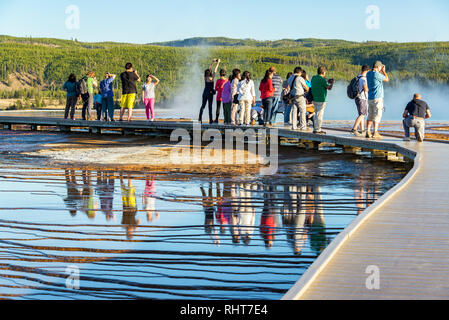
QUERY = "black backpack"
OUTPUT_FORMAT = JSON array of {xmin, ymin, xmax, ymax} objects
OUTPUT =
[
  {"xmin": 347, "ymin": 75, "xmax": 361, "ymax": 99},
  {"xmin": 76, "ymin": 77, "xmax": 88, "ymax": 95}
]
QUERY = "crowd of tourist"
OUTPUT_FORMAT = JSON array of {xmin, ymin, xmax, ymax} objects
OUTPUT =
[{"xmin": 61, "ymin": 59, "xmax": 431, "ymax": 141}]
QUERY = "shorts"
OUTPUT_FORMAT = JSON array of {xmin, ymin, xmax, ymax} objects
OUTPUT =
[
  {"xmin": 355, "ymin": 97, "xmax": 368, "ymax": 116},
  {"xmin": 367, "ymin": 98, "xmax": 384, "ymax": 122},
  {"xmin": 121, "ymin": 93, "xmax": 136, "ymax": 109}
]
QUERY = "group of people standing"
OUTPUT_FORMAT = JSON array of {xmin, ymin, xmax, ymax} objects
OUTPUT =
[
  {"xmin": 198, "ymin": 59, "xmax": 335, "ymax": 134},
  {"xmin": 350, "ymin": 60, "xmax": 431, "ymax": 141},
  {"xmin": 62, "ymin": 62, "xmax": 160, "ymax": 122}
]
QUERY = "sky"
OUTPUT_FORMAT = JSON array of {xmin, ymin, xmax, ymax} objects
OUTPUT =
[{"xmin": 0, "ymin": 0, "xmax": 448, "ymax": 43}]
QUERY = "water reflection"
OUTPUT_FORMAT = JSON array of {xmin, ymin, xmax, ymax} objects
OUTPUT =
[
  {"xmin": 61, "ymin": 169, "xmax": 385, "ymax": 255},
  {"xmin": 97, "ymin": 171, "xmax": 115, "ymax": 221}
]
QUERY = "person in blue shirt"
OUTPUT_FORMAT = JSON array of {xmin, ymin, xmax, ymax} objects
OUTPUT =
[
  {"xmin": 366, "ymin": 61, "xmax": 389, "ymax": 139},
  {"xmin": 100, "ymin": 73, "xmax": 117, "ymax": 121},
  {"xmin": 62, "ymin": 74, "xmax": 79, "ymax": 120},
  {"xmin": 94, "ymin": 91, "xmax": 103, "ymax": 120}
]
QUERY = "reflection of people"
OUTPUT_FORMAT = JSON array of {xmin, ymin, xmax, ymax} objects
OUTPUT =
[
  {"xmin": 354, "ymin": 180, "xmax": 367, "ymax": 216},
  {"xmin": 260, "ymin": 186, "xmax": 277, "ymax": 249},
  {"xmin": 96, "ymin": 171, "xmax": 115, "ymax": 221},
  {"xmin": 215, "ymin": 182, "xmax": 231, "ymax": 235},
  {"xmin": 308, "ymin": 186, "xmax": 329, "ymax": 255},
  {"xmin": 120, "ymin": 175, "xmax": 140, "ymax": 239},
  {"xmin": 143, "ymin": 176, "xmax": 159, "ymax": 222},
  {"xmin": 282, "ymin": 185, "xmax": 308, "ymax": 255},
  {"xmin": 64, "ymin": 169, "xmax": 82, "ymax": 216},
  {"xmin": 238, "ymin": 183, "xmax": 255, "ymax": 245},
  {"xmin": 201, "ymin": 183, "xmax": 219, "ymax": 245},
  {"xmin": 81, "ymin": 170, "xmax": 96, "ymax": 219}
]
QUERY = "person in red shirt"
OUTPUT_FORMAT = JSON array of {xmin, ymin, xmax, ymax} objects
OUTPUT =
[
  {"xmin": 214, "ymin": 69, "xmax": 228, "ymax": 123},
  {"xmin": 259, "ymin": 70, "xmax": 275, "ymax": 127}
]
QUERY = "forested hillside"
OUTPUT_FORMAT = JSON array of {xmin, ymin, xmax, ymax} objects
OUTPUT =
[{"xmin": 1, "ymin": 35, "xmax": 448, "ymax": 109}]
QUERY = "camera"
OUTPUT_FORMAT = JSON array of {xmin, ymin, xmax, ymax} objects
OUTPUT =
[{"xmin": 328, "ymin": 78, "xmax": 335, "ymax": 83}]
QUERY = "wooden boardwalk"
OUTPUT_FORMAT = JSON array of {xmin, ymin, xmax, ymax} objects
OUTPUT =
[
  {"xmin": 2, "ymin": 116, "xmax": 446, "ymax": 299},
  {"xmin": 284, "ymin": 130, "xmax": 449, "ymax": 300}
]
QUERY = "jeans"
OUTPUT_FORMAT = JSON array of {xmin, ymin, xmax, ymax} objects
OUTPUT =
[
  {"xmin": 95, "ymin": 102, "xmax": 102, "ymax": 120},
  {"xmin": 284, "ymin": 103, "xmax": 292, "ymax": 124},
  {"xmin": 292, "ymin": 96, "xmax": 307, "ymax": 130},
  {"xmin": 403, "ymin": 116, "xmax": 425, "ymax": 141},
  {"xmin": 64, "ymin": 95, "xmax": 78, "ymax": 120},
  {"xmin": 102, "ymin": 96, "xmax": 114, "ymax": 121},
  {"xmin": 270, "ymin": 97, "xmax": 281, "ymax": 124},
  {"xmin": 81, "ymin": 92, "xmax": 93, "ymax": 120},
  {"xmin": 313, "ymin": 101, "xmax": 327, "ymax": 132},
  {"xmin": 199, "ymin": 93, "xmax": 214, "ymax": 123},
  {"xmin": 262, "ymin": 97, "xmax": 274, "ymax": 125}
]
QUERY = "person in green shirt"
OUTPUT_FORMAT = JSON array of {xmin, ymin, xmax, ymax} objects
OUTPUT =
[
  {"xmin": 81, "ymin": 71, "xmax": 98, "ymax": 121},
  {"xmin": 311, "ymin": 66, "xmax": 334, "ymax": 134}
]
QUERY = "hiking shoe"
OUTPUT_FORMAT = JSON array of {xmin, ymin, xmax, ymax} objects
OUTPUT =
[
  {"xmin": 366, "ymin": 131, "xmax": 373, "ymax": 139},
  {"xmin": 372, "ymin": 132, "xmax": 383, "ymax": 139}
]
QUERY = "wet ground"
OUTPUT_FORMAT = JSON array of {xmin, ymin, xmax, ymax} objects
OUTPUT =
[{"xmin": 0, "ymin": 129, "xmax": 411, "ymax": 300}]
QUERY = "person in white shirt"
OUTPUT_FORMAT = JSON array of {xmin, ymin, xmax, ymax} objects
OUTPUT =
[
  {"xmin": 142, "ymin": 74, "xmax": 160, "ymax": 121},
  {"xmin": 351, "ymin": 65, "xmax": 369, "ymax": 136},
  {"xmin": 237, "ymin": 71, "xmax": 256, "ymax": 125}
]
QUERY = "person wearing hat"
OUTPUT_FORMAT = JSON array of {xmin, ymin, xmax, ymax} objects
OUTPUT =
[{"xmin": 366, "ymin": 61, "xmax": 389, "ymax": 139}]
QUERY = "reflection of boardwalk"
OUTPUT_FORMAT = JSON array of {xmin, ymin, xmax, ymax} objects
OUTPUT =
[{"xmin": 285, "ymin": 130, "xmax": 449, "ymax": 300}]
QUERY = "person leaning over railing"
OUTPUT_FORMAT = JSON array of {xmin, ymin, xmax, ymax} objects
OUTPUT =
[{"xmin": 402, "ymin": 93, "xmax": 431, "ymax": 142}]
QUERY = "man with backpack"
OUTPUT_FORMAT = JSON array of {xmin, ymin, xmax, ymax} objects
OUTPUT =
[
  {"xmin": 79, "ymin": 71, "xmax": 98, "ymax": 121},
  {"xmin": 349, "ymin": 65, "xmax": 370, "ymax": 136},
  {"xmin": 287, "ymin": 67, "xmax": 309, "ymax": 131}
]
